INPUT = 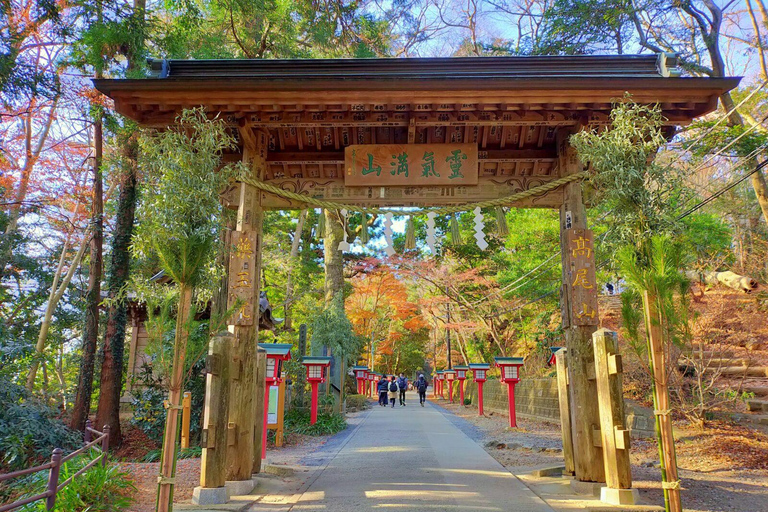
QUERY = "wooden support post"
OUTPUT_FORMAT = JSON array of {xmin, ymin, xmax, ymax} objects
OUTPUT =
[
  {"xmin": 643, "ymin": 291, "xmax": 682, "ymax": 512},
  {"xmin": 226, "ymin": 128, "xmax": 268, "ymax": 482},
  {"xmin": 593, "ymin": 329, "xmax": 633, "ymax": 491},
  {"xmin": 557, "ymin": 130, "xmax": 605, "ymax": 483},
  {"xmin": 555, "ymin": 348, "xmax": 575, "ymax": 477},
  {"xmin": 200, "ymin": 334, "xmax": 232, "ymax": 488},
  {"xmin": 252, "ymin": 347, "xmax": 267, "ymax": 473},
  {"xmin": 181, "ymin": 392, "xmax": 191, "ymax": 449}
]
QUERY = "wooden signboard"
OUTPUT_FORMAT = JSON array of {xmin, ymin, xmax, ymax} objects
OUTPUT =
[
  {"xmin": 227, "ymin": 230, "xmax": 258, "ymax": 326},
  {"xmin": 345, "ymin": 144, "xmax": 478, "ymax": 186},
  {"xmin": 267, "ymin": 381, "xmax": 286, "ymax": 447},
  {"xmin": 565, "ymin": 228, "xmax": 599, "ymax": 326}
]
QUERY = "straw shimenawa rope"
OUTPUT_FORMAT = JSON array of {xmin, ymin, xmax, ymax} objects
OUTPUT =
[{"xmin": 239, "ymin": 171, "xmax": 589, "ymax": 216}]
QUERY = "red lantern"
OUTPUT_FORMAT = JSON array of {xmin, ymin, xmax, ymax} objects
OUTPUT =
[
  {"xmin": 547, "ymin": 347, "xmax": 563, "ymax": 367},
  {"xmin": 352, "ymin": 366, "xmax": 369, "ymax": 395},
  {"xmin": 443, "ymin": 370, "xmax": 456, "ymax": 403},
  {"xmin": 367, "ymin": 371, "xmax": 376, "ymax": 398},
  {"xmin": 495, "ymin": 357, "xmax": 524, "ymax": 428},
  {"xmin": 454, "ymin": 365, "xmax": 469, "ymax": 405},
  {"xmin": 301, "ymin": 356, "xmax": 332, "ymax": 425},
  {"xmin": 435, "ymin": 371, "xmax": 444, "ymax": 399},
  {"xmin": 258, "ymin": 343, "xmax": 292, "ymax": 459},
  {"xmin": 468, "ymin": 363, "xmax": 491, "ymax": 416}
]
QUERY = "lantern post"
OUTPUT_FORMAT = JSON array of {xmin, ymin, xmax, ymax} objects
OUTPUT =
[
  {"xmin": 435, "ymin": 371, "xmax": 444, "ymax": 399},
  {"xmin": 352, "ymin": 366, "xmax": 369, "ymax": 395},
  {"xmin": 301, "ymin": 356, "xmax": 332, "ymax": 425},
  {"xmin": 258, "ymin": 343, "xmax": 292, "ymax": 460},
  {"xmin": 443, "ymin": 370, "xmax": 456, "ymax": 403},
  {"xmin": 454, "ymin": 365, "xmax": 469, "ymax": 405},
  {"xmin": 469, "ymin": 363, "xmax": 490, "ymax": 416},
  {"xmin": 367, "ymin": 372, "xmax": 376, "ymax": 398},
  {"xmin": 547, "ymin": 347, "xmax": 563, "ymax": 367},
  {"xmin": 495, "ymin": 357, "xmax": 524, "ymax": 428}
]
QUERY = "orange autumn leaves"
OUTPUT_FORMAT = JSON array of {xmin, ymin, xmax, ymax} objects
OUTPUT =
[{"xmin": 346, "ymin": 260, "xmax": 426, "ymax": 362}]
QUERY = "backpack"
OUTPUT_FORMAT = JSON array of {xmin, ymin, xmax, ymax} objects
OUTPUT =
[
  {"xmin": 389, "ymin": 381, "xmax": 398, "ymax": 392},
  {"xmin": 417, "ymin": 379, "xmax": 427, "ymax": 392},
  {"xmin": 398, "ymin": 377, "xmax": 407, "ymax": 389}
]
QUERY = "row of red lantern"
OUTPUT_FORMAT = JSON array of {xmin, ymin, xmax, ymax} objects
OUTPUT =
[{"xmin": 432, "ymin": 357, "xmax": 525, "ymax": 428}]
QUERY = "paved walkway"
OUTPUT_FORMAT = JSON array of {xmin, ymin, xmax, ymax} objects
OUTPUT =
[{"xmin": 288, "ymin": 392, "xmax": 556, "ymax": 512}]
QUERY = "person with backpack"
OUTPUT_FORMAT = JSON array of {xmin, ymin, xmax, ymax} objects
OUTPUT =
[
  {"xmin": 416, "ymin": 374, "xmax": 428, "ymax": 407},
  {"xmin": 377, "ymin": 375, "xmax": 390, "ymax": 406},
  {"xmin": 388, "ymin": 375, "xmax": 399, "ymax": 408},
  {"xmin": 397, "ymin": 373, "xmax": 408, "ymax": 406}
]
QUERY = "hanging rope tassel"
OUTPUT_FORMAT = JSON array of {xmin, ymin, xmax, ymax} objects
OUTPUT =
[
  {"xmin": 495, "ymin": 206, "xmax": 509, "ymax": 238},
  {"xmin": 317, "ymin": 208, "xmax": 325, "ymax": 238},
  {"xmin": 360, "ymin": 212, "xmax": 369, "ymax": 245},
  {"xmin": 450, "ymin": 214, "xmax": 462, "ymax": 245},
  {"xmin": 405, "ymin": 216, "xmax": 416, "ymax": 250}
]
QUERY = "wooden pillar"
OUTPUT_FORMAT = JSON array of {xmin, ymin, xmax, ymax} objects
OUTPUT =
[
  {"xmin": 555, "ymin": 348, "xmax": 575, "ymax": 477},
  {"xmin": 557, "ymin": 131, "xmax": 605, "ymax": 483},
  {"xmin": 252, "ymin": 347, "xmax": 267, "ymax": 473},
  {"xmin": 226, "ymin": 128, "xmax": 268, "ymax": 482},
  {"xmin": 200, "ymin": 334, "xmax": 232, "ymax": 488},
  {"xmin": 593, "ymin": 329, "xmax": 633, "ymax": 492},
  {"xmin": 181, "ymin": 391, "xmax": 191, "ymax": 449}
]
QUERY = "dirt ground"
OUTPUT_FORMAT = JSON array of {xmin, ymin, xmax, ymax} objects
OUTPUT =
[
  {"xmin": 436, "ymin": 400, "xmax": 768, "ymax": 512},
  {"xmin": 120, "ymin": 430, "xmax": 333, "ymax": 512}
]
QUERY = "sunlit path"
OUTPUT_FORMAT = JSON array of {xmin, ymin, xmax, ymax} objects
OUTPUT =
[{"xmin": 288, "ymin": 393, "xmax": 555, "ymax": 512}]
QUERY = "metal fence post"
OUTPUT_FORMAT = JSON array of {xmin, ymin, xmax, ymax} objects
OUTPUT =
[
  {"xmin": 84, "ymin": 419, "xmax": 92, "ymax": 444},
  {"xmin": 101, "ymin": 425, "xmax": 110, "ymax": 467},
  {"xmin": 46, "ymin": 448, "xmax": 62, "ymax": 511}
]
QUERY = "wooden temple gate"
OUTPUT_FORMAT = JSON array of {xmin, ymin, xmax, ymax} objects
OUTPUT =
[{"xmin": 95, "ymin": 54, "xmax": 736, "ymax": 503}]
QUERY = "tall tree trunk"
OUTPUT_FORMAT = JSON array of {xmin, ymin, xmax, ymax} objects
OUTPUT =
[
  {"xmin": 284, "ymin": 209, "xmax": 307, "ymax": 330},
  {"xmin": 71, "ymin": 114, "xmax": 103, "ymax": 431},
  {"xmin": 94, "ymin": 0, "xmax": 145, "ymax": 448},
  {"xmin": 324, "ymin": 209, "xmax": 345, "ymax": 304},
  {"xmin": 94, "ymin": 146, "xmax": 137, "ymax": 448}
]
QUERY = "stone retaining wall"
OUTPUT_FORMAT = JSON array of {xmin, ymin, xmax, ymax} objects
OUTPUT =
[{"xmin": 452, "ymin": 378, "xmax": 654, "ymax": 439}]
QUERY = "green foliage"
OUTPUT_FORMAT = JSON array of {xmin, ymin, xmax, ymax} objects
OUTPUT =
[
  {"xmin": 141, "ymin": 446, "xmax": 201, "ymax": 462},
  {"xmin": 346, "ymin": 394, "xmax": 369, "ymax": 410},
  {"xmin": 15, "ymin": 454, "xmax": 135, "ymax": 512},
  {"xmin": 537, "ymin": 0, "xmax": 634, "ymax": 55},
  {"xmin": 0, "ymin": 378, "xmax": 81, "ymax": 471},
  {"xmin": 284, "ymin": 409, "xmax": 347, "ymax": 436},
  {"xmin": 571, "ymin": 97, "xmax": 680, "ymax": 256},
  {"xmin": 129, "ymin": 354, "xmax": 207, "ymax": 445},
  {"xmin": 310, "ymin": 295, "xmax": 365, "ymax": 364},
  {"xmin": 133, "ymin": 107, "xmax": 245, "ymax": 288}
]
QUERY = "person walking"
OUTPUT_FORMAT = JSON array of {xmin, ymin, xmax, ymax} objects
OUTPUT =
[
  {"xmin": 388, "ymin": 375, "xmax": 399, "ymax": 408},
  {"xmin": 416, "ymin": 374, "xmax": 428, "ymax": 407},
  {"xmin": 397, "ymin": 373, "xmax": 408, "ymax": 406},
  {"xmin": 377, "ymin": 375, "xmax": 389, "ymax": 406}
]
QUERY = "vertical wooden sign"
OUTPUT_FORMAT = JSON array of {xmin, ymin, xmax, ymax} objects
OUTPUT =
[
  {"xmin": 565, "ymin": 228, "xmax": 599, "ymax": 326},
  {"xmin": 227, "ymin": 230, "xmax": 258, "ymax": 326}
]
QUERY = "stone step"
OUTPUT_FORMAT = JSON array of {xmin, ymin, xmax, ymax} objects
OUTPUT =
[
  {"xmin": 746, "ymin": 399, "xmax": 768, "ymax": 413},
  {"xmin": 681, "ymin": 350, "xmax": 734, "ymax": 359},
  {"xmin": 709, "ymin": 366, "xmax": 768, "ymax": 378},
  {"xmin": 705, "ymin": 358, "xmax": 752, "ymax": 367},
  {"xmin": 743, "ymin": 385, "xmax": 768, "ymax": 397}
]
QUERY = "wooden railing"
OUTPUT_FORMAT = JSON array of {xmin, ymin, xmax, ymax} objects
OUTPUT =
[{"xmin": 0, "ymin": 420, "xmax": 110, "ymax": 512}]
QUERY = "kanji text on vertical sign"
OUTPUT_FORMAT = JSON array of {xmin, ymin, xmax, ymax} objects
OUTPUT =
[
  {"xmin": 566, "ymin": 228, "xmax": 599, "ymax": 326},
  {"xmin": 227, "ymin": 230, "xmax": 258, "ymax": 326},
  {"xmin": 344, "ymin": 144, "xmax": 479, "ymax": 186}
]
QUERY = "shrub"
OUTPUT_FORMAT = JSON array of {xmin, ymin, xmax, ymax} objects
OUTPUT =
[
  {"xmin": 346, "ymin": 394, "xmax": 369, "ymax": 410},
  {"xmin": 0, "ymin": 378, "xmax": 81, "ymax": 471},
  {"xmin": 463, "ymin": 398, "xmax": 471, "ymax": 406},
  {"xmin": 284, "ymin": 409, "xmax": 347, "ymax": 436},
  {"xmin": 17, "ymin": 452, "xmax": 135, "ymax": 511}
]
